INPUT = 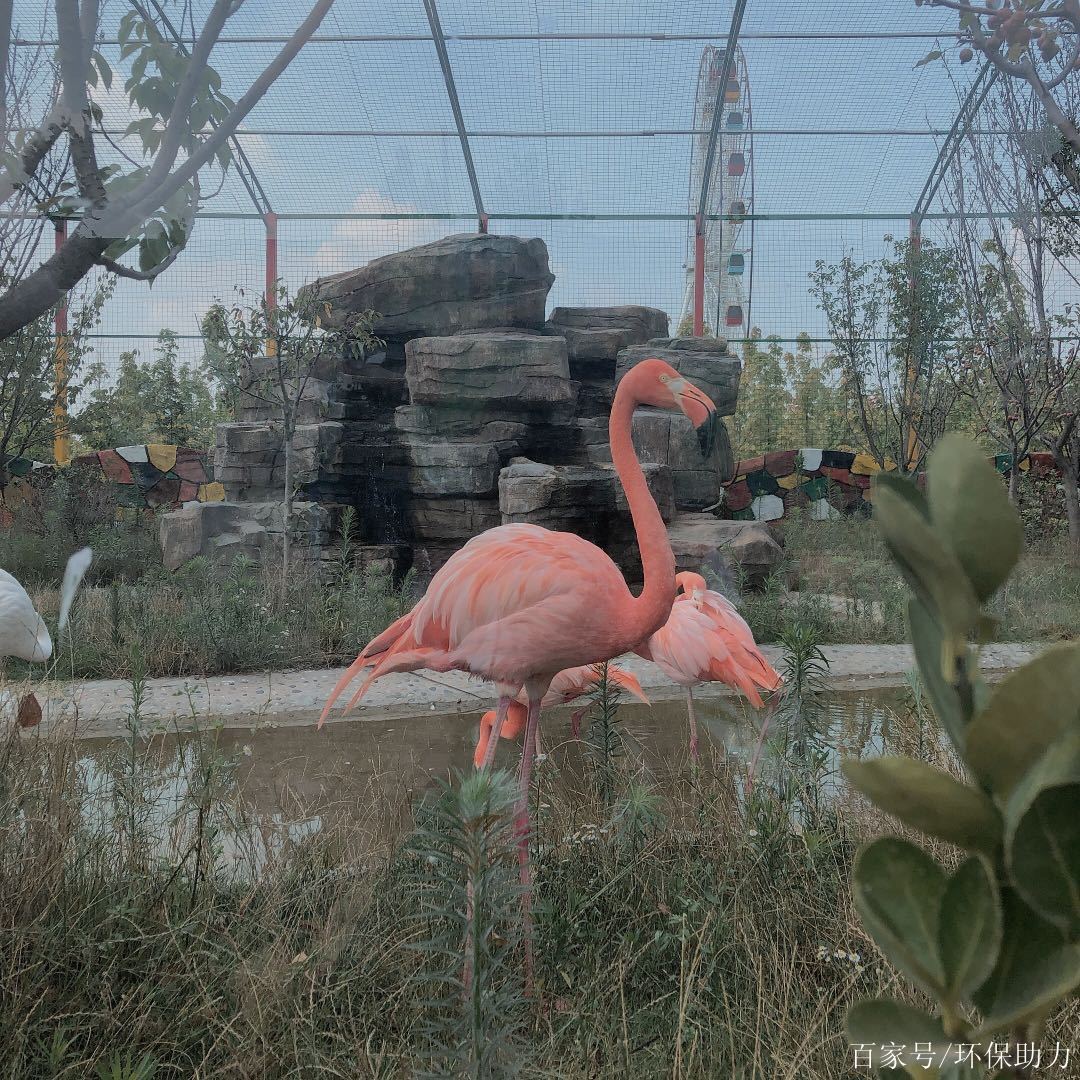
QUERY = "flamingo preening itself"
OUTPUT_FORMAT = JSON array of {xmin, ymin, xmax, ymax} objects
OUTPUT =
[
  {"xmin": 635, "ymin": 571, "xmax": 782, "ymax": 761},
  {"xmin": 0, "ymin": 548, "xmax": 94, "ymax": 726},
  {"xmin": 318, "ymin": 358, "xmax": 718, "ymax": 991},
  {"xmin": 472, "ymin": 662, "xmax": 650, "ymax": 768}
]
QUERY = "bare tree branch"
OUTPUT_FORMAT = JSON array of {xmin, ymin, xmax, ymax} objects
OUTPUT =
[
  {"xmin": 0, "ymin": 111, "xmax": 64, "ymax": 206},
  {"xmin": 138, "ymin": 0, "xmax": 234, "ymax": 187},
  {"xmin": 112, "ymin": 0, "xmax": 334, "ymax": 231},
  {"xmin": 0, "ymin": 0, "xmax": 13, "ymax": 138},
  {"xmin": 95, "ymin": 244, "xmax": 182, "ymax": 280}
]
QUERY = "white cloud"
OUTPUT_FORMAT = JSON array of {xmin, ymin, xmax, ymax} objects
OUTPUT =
[{"xmin": 297, "ymin": 190, "xmax": 448, "ymax": 284}]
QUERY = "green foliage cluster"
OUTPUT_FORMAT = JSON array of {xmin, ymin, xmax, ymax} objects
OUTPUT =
[
  {"xmin": 0, "ymin": 276, "xmax": 113, "ymax": 463},
  {"xmin": 74, "ymin": 329, "xmax": 228, "ymax": 453},
  {"xmin": 841, "ymin": 435, "xmax": 1080, "ymax": 1075},
  {"xmin": 726, "ymin": 332, "xmax": 856, "ymax": 459},
  {"xmin": 0, "ymin": 464, "xmax": 159, "ymax": 585},
  {"xmin": 409, "ymin": 770, "xmax": 528, "ymax": 1078},
  {"xmin": 39, "ymin": 9, "xmax": 236, "ymax": 279},
  {"xmin": 808, "ymin": 236, "xmax": 965, "ymax": 474},
  {"xmin": 4, "ymin": 498, "xmax": 411, "ymax": 679}
]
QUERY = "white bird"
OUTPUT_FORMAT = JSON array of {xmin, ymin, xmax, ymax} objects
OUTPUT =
[
  {"xmin": 0, "ymin": 548, "xmax": 93, "ymax": 727},
  {"xmin": 0, "ymin": 547, "xmax": 92, "ymax": 661}
]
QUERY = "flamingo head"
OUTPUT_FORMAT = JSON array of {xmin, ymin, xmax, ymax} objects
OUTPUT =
[
  {"xmin": 675, "ymin": 571, "xmax": 708, "ymax": 606},
  {"xmin": 627, "ymin": 359, "xmax": 718, "ymax": 458}
]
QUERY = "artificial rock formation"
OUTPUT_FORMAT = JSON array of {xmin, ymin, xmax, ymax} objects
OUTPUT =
[
  {"xmin": 161, "ymin": 234, "xmax": 746, "ymax": 585},
  {"xmin": 304, "ymin": 233, "xmax": 554, "ymax": 338}
]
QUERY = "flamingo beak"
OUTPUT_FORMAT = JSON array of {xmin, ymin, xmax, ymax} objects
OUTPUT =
[{"xmin": 673, "ymin": 379, "xmax": 718, "ymax": 458}]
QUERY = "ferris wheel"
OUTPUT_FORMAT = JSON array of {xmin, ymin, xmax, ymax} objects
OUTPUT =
[{"xmin": 680, "ymin": 45, "xmax": 755, "ymax": 337}]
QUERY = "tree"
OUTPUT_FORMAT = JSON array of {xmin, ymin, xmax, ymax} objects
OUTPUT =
[
  {"xmin": 943, "ymin": 79, "xmax": 1080, "ymax": 552},
  {"xmin": 783, "ymin": 333, "xmax": 854, "ymax": 449},
  {"xmin": 809, "ymin": 236, "xmax": 966, "ymax": 473},
  {"xmin": 201, "ymin": 284, "xmax": 378, "ymax": 589},
  {"xmin": 727, "ymin": 330, "xmax": 792, "ymax": 457},
  {"xmin": 918, "ymin": 0, "xmax": 1080, "ymax": 160},
  {"xmin": 0, "ymin": 275, "xmax": 111, "ymax": 465},
  {"xmin": 0, "ymin": 0, "xmax": 333, "ymax": 340},
  {"xmin": 0, "ymin": 13, "xmax": 66, "ymax": 291},
  {"xmin": 74, "ymin": 328, "xmax": 224, "ymax": 451}
]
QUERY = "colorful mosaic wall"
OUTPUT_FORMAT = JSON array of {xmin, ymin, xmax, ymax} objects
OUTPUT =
[
  {"xmin": 720, "ymin": 448, "xmax": 1061, "ymax": 523},
  {"xmin": 1, "ymin": 445, "xmax": 222, "ymax": 522}
]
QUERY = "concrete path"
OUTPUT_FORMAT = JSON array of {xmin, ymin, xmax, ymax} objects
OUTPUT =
[{"xmin": 25, "ymin": 642, "xmax": 1042, "ymax": 740}]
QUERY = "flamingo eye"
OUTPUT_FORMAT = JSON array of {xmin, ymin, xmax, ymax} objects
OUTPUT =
[{"xmin": 659, "ymin": 374, "xmax": 670, "ymax": 384}]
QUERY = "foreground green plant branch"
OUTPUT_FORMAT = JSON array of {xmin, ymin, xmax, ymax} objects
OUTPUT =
[{"xmin": 842, "ymin": 434, "xmax": 1080, "ymax": 1077}]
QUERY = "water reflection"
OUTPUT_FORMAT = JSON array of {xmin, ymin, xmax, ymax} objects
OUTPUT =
[{"xmin": 59, "ymin": 688, "xmax": 909, "ymax": 874}]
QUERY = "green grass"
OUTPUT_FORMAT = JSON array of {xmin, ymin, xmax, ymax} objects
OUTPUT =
[
  {"xmin": 4, "ymin": 620, "xmax": 1079, "ymax": 1078},
  {"xmin": 0, "ymin": 697, "xmax": 1075, "ymax": 1079},
  {"xmin": 735, "ymin": 511, "xmax": 1080, "ymax": 646},
  {"xmin": 0, "ymin": 716, "xmax": 878, "ymax": 1078},
  {"xmin": 14, "ymin": 554, "xmax": 412, "ymax": 682}
]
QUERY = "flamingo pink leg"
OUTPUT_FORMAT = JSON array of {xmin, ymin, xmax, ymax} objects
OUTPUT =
[
  {"xmin": 686, "ymin": 686, "xmax": 700, "ymax": 762},
  {"xmin": 516, "ymin": 696, "xmax": 542, "ymax": 996},
  {"xmin": 467, "ymin": 692, "xmax": 513, "ymax": 997},
  {"xmin": 479, "ymin": 695, "xmax": 513, "ymax": 771},
  {"xmin": 569, "ymin": 706, "xmax": 585, "ymax": 740}
]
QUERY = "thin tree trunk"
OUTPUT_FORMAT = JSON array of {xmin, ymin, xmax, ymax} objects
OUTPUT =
[
  {"xmin": 281, "ymin": 420, "xmax": 292, "ymax": 601},
  {"xmin": 1062, "ymin": 464, "xmax": 1080, "ymax": 566}
]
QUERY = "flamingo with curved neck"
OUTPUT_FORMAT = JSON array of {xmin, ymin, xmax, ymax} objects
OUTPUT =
[
  {"xmin": 635, "ymin": 571, "xmax": 782, "ymax": 761},
  {"xmin": 317, "ymin": 358, "xmax": 717, "ymax": 991}
]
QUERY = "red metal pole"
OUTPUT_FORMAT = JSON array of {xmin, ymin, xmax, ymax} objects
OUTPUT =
[
  {"xmin": 693, "ymin": 214, "xmax": 705, "ymax": 337},
  {"xmin": 478, "ymin": 211, "xmax": 488, "ymax": 234},
  {"xmin": 264, "ymin": 212, "xmax": 278, "ymax": 356},
  {"xmin": 53, "ymin": 219, "xmax": 71, "ymax": 465}
]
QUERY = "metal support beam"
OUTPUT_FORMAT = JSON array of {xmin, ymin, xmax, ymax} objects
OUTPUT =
[
  {"xmin": 913, "ymin": 62, "xmax": 998, "ymax": 225},
  {"xmin": 422, "ymin": 0, "xmax": 487, "ymax": 233},
  {"xmin": 693, "ymin": 215, "xmax": 705, "ymax": 337},
  {"xmin": 13, "ymin": 30, "xmax": 977, "ymax": 45},
  {"xmin": 75, "ymin": 126, "xmax": 1021, "ymax": 139},
  {"xmin": 696, "ymin": 0, "xmax": 750, "ymax": 222},
  {"xmin": 132, "ymin": 0, "xmax": 274, "ymax": 217}
]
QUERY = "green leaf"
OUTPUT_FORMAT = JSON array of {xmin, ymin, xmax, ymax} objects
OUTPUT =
[
  {"xmin": 916, "ymin": 49, "xmax": 944, "ymax": 67},
  {"xmin": 927, "ymin": 435, "xmax": 1022, "ymax": 602},
  {"xmin": 908, "ymin": 596, "xmax": 966, "ymax": 752},
  {"xmin": 93, "ymin": 50, "xmax": 113, "ymax": 91},
  {"xmin": 846, "ymin": 999, "xmax": 952, "ymax": 1075},
  {"xmin": 843, "ymin": 757, "xmax": 1001, "ymax": 855},
  {"xmin": 853, "ymin": 838, "xmax": 947, "ymax": 996},
  {"xmin": 972, "ymin": 888, "xmax": 1080, "ymax": 1035},
  {"xmin": 965, "ymin": 644, "xmax": 1080, "ymax": 798},
  {"xmin": 873, "ymin": 479, "xmax": 980, "ymax": 654},
  {"xmin": 939, "ymin": 857, "xmax": 1001, "ymax": 1003},
  {"xmin": 1004, "ymin": 726, "xmax": 1080, "ymax": 935},
  {"xmin": 875, "ymin": 471, "xmax": 931, "ymax": 519}
]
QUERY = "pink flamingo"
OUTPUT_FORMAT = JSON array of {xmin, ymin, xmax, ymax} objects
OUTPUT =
[
  {"xmin": 472, "ymin": 663, "xmax": 650, "ymax": 768},
  {"xmin": 635, "ymin": 571, "xmax": 781, "ymax": 761},
  {"xmin": 317, "ymin": 358, "xmax": 717, "ymax": 991}
]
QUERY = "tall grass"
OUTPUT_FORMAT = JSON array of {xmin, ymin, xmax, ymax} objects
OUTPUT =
[
  {"xmin": 15, "ymin": 553, "xmax": 413, "ymax": 681},
  {"xmin": 7, "ymin": 684, "xmax": 1075, "ymax": 1078},
  {"xmin": 735, "ymin": 510, "xmax": 1080, "ymax": 645}
]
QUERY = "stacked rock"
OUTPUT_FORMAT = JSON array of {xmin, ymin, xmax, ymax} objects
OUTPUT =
[{"xmin": 160, "ymin": 233, "xmax": 748, "ymax": 583}]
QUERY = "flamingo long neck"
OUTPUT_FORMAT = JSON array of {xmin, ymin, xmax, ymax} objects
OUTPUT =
[{"xmin": 609, "ymin": 382, "xmax": 676, "ymax": 646}]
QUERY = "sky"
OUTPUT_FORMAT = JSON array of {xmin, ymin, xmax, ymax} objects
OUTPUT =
[{"xmin": 8, "ymin": 0, "xmax": 1038, "ymax": 376}]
